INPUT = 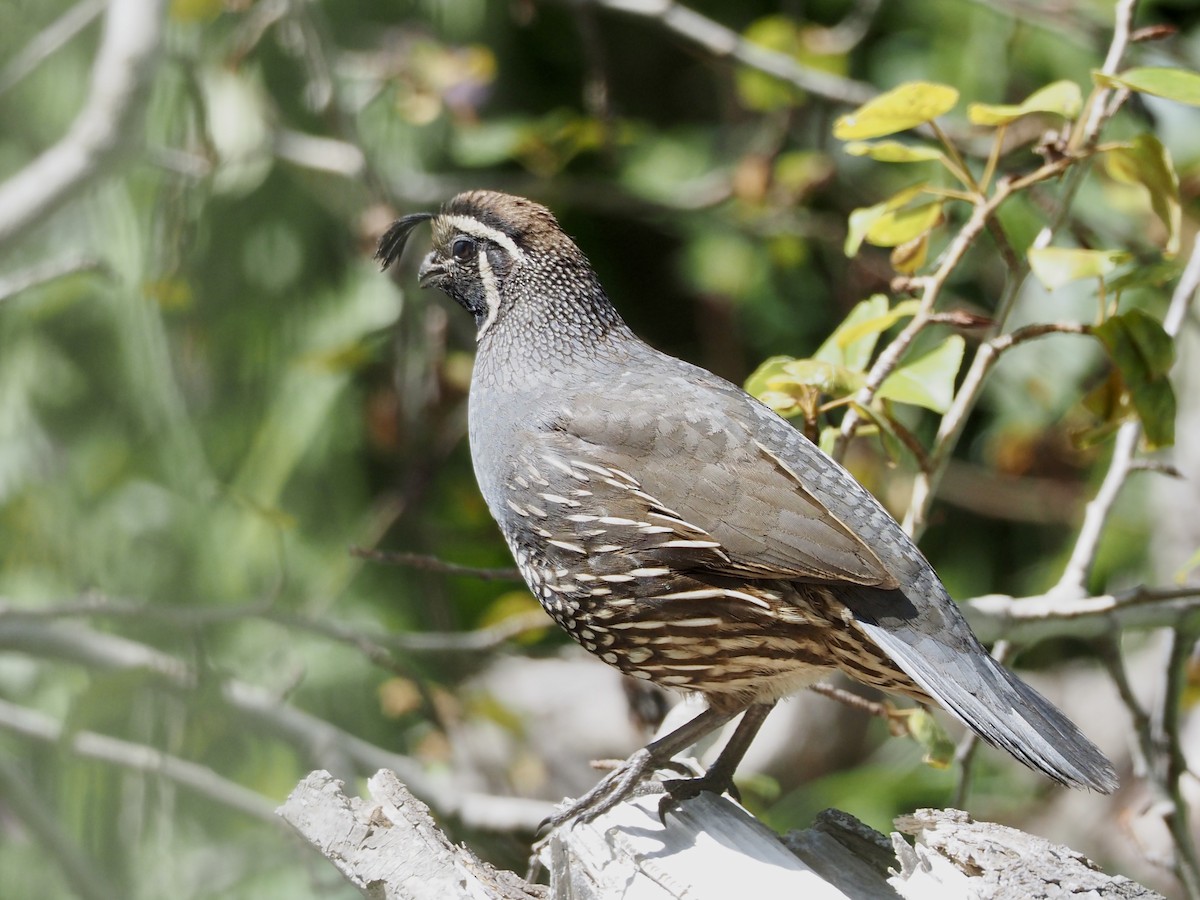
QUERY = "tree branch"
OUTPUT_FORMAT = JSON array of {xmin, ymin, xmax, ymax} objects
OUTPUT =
[
  {"xmin": 0, "ymin": 698, "xmax": 280, "ymax": 824},
  {"xmin": 0, "ymin": 0, "xmax": 166, "ymax": 250},
  {"xmin": 575, "ymin": 0, "xmax": 875, "ymax": 106},
  {"xmin": 1055, "ymin": 234, "xmax": 1200, "ymax": 596}
]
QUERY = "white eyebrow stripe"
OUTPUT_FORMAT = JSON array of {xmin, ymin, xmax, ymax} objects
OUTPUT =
[
  {"xmin": 476, "ymin": 249, "xmax": 502, "ymax": 341},
  {"xmin": 439, "ymin": 214, "xmax": 526, "ymax": 261}
]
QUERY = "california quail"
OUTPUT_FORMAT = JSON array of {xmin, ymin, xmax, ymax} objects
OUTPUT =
[{"xmin": 376, "ymin": 190, "xmax": 1117, "ymax": 824}]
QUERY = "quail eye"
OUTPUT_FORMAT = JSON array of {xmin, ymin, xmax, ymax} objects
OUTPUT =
[{"xmin": 451, "ymin": 236, "xmax": 476, "ymax": 262}]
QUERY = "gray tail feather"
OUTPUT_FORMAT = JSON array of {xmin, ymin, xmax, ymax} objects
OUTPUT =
[{"xmin": 847, "ymin": 590, "xmax": 1117, "ymax": 793}]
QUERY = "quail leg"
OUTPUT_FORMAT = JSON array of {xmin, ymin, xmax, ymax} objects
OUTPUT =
[
  {"xmin": 541, "ymin": 704, "xmax": 741, "ymax": 830},
  {"xmin": 658, "ymin": 702, "xmax": 776, "ymax": 821}
]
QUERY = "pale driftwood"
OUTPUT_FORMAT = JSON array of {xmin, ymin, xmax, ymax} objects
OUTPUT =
[
  {"xmin": 278, "ymin": 770, "xmax": 545, "ymax": 900},
  {"xmin": 281, "ymin": 769, "xmax": 1164, "ymax": 899}
]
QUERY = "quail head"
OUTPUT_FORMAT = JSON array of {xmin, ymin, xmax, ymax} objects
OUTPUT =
[{"xmin": 376, "ymin": 190, "xmax": 1116, "ymax": 825}]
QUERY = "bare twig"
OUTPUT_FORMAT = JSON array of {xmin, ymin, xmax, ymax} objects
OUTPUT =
[
  {"xmin": 963, "ymin": 584, "xmax": 1200, "ymax": 646},
  {"xmin": 0, "ymin": 698, "xmax": 280, "ymax": 824},
  {"xmin": 0, "ymin": 0, "xmax": 166, "ymax": 250},
  {"xmin": 0, "ymin": 255, "xmax": 108, "ymax": 303},
  {"xmin": 0, "ymin": 757, "xmax": 117, "ymax": 900},
  {"xmin": 902, "ymin": 0, "xmax": 1143, "ymax": 535},
  {"xmin": 0, "ymin": 0, "xmax": 107, "ymax": 96},
  {"xmin": 1056, "ymin": 235, "xmax": 1200, "ymax": 596},
  {"xmin": 1159, "ymin": 628, "xmax": 1200, "ymax": 896},
  {"xmin": 575, "ymin": 0, "xmax": 875, "ymax": 106},
  {"xmin": 0, "ymin": 621, "xmax": 555, "ymax": 831},
  {"xmin": 350, "ymin": 547, "xmax": 521, "ymax": 581}
]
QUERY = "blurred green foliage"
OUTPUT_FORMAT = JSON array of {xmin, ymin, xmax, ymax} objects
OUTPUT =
[{"xmin": 0, "ymin": 0, "xmax": 1197, "ymax": 896}]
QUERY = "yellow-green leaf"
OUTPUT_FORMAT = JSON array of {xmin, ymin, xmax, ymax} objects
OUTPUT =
[
  {"xmin": 843, "ymin": 140, "xmax": 944, "ymax": 163},
  {"xmin": 833, "ymin": 82, "xmax": 959, "ymax": 140},
  {"xmin": 831, "ymin": 299, "xmax": 922, "ymax": 357},
  {"xmin": 877, "ymin": 335, "xmax": 965, "ymax": 412},
  {"xmin": 745, "ymin": 355, "xmax": 866, "ymax": 415},
  {"xmin": 1028, "ymin": 247, "xmax": 1131, "ymax": 290},
  {"xmin": 866, "ymin": 200, "xmax": 943, "ymax": 248},
  {"xmin": 844, "ymin": 183, "xmax": 928, "ymax": 256},
  {"xmin": 1093, "ymin": 309, "xmax": 1176, "ymax": 448},
  {"xmin": 899, "ymin": 708, "xmax": 956, "ymax": 769},
  {"xmin": 1104, "ymin": 134, "xmax": 1181, "ymax": 257},
  {"xmin": 967, "ymin": 80, "xmax": 1083, "ymax": 126},
  {"xmin": 815, "ymin": 295, "xmax": 888, "ymax": 371},
  {"xmin": 1095, "ymin": 67, "xmax": 1200, "ymax": 106}
]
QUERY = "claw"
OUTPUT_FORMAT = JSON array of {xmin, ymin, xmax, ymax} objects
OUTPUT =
[{"xmin": 655, "ymin": 771, "xmax": 740, "ymax": 823}]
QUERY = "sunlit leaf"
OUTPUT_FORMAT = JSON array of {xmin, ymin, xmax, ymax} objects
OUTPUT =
[
  {"xmin": 745, "ymin": 355, "xmax": 865, "ymax": 417},
  {"xmin": 1104, "ymin": 134, "xmax": 1181, "ymax": 256},
  {"xmin": 827, "ymin": 298, "xmax": 922, "ymax": 360},
  {"xmin": 842, "ymin": 140, "xmax": 944, "ymax": 162},
  {"xmin": 845, "ymin": 183, "xmax": 928, "ymax": 256},
  {"xmin": 1094, "ymin": 67, "xmax": 1200, "ymax": 106},
  {"xmin": 1028, "ymin": 247, "xmax": 1131, "ymax": 290},
  {"xmin": 967, "ymin": 80, "xmax": 1083, "ymax": 126},
  {"xmin": 866, "ymin": 200, "xmax": 943, "ymax": 248},
  {"xmin": 479, "ymin": 590, "xmax": 549, "ymax": 645},
  {"xmin": 833, "ymin": 82, "xmax": 959, "ymax": 139},
  {"xmin": 1093, "ymin": 309, "xmax": 1176, "ymax": 448},
  {"xmin": 877, "ymin": 335, "xmax": 965, "ymax": 412},
  {"xmin": 814, "ymin": 295, "xmax": 887, "ymax": 371},
  {"xmin": 898, "ymin": 708, "xmax": 956, "ymax": 769}
]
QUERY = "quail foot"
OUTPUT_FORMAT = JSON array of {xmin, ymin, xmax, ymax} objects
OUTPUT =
[{"xmin": 376, "ymin": 190, "xmax": 1117, "ymax": 827}]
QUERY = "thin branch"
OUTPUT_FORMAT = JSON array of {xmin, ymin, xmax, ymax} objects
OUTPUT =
[
  {"xmin": 350, "ymin": 547, "xmax": 521, "ymax": 581},
  {"xmin": 1055, "ymin": 235, "xmax": 1200, "ymax": 596},
  {"xmin": 962, "ymin": 584, "xmax": 1200, "ymax": 646},
  {"xmin": 832, "ymin": 161, "xmax": 1073, "ymax": 462},
  {"xmin": 0, "ymin": 698, "xmax": 280, "ymax": 825},
  {"xmin": 0, "ymin": 0, "xmax": 107, "ymax": 96},
  {"xmin": 901, "ymin": 0, "xmax": 1142, "ymax": 535},
  {"xmin": 1159, "ymin": 627, "xmax": 1200, "ymax": 897},
  {"xmin": 0, "ymin": 757, "xmax": 117, "ymax": 900},
  {"xmin": 0, "ymin": 255, "xmax": 108, "ymax": 303},
  {"xmin": 0, "ymin": 620, "xmax": 555, "ymax": 832},
  {"xmin": 577, "ymin": 0, "xmax": 875, "ymax": 106},
  {"xmin": 0, "ymin": 0, "xmax": 167, "ymax": 250}
]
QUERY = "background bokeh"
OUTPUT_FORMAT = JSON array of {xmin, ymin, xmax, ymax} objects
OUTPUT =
[{"xmin": 1, "ymin": 0, "xmax": 1198, "ymax": 897}]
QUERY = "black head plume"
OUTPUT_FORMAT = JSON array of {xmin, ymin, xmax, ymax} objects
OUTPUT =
[{"xmin": 375, "ymin": 213, "xmax": 434, "ymax": 271}]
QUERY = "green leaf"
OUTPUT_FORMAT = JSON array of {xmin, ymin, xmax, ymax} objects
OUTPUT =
[
  {"xmin": 865, "ymin": 200, "xmax": 943, "ymax": 248},
  {"xmin": 966, "ymin": 80, "xmax": 1083, "ymax": 126},
  {"xmin": 745, "ymin": 355, "xmax": 865, "ymax": 417},
  {"xmin": 736, "ymin": 16, "xmax": 847, "ymax": 111},
  {"xmin": 899, "ymin": 708, "xmax": 956, "ymax": 769},
  {"xmin": 833, "ymin": 82, "xmax": 959, "ymax": 140},
  {"xmin": 814, "ymin": 295, "xmax": 887, "ymax": 371},
  {"xmin": 842, "ymin": 140, "xmax": 944, "ymax": 162},
  {"xmin": 877, "ymin": 335, "xmax": 965, "ymax": 413},
  {"xmin": 1104, "ymin": 134, "xmax": 1181, "ymax": 257},
  {"xmin": 844, "ymin": 183, "xmax": 928, "ymax": 256},
  {"xmin": 1094, "ymin": 67, "xmax": 1200, "ymax": 106},
  {"xmin": 828, "ymin": 299, "xmax": 922, "ymax": 360},
  {"xmin": 1028, "ymin": 247, "xmax": 1131, "ymax": 290},
  {"xmin": 1093, "ymin": 309, "xmax": 1176, "ymax": 448}
]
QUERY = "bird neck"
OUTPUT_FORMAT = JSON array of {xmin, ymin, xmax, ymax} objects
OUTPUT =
[{"xmin": 473, "ymin": 263, "xmax": 638, "ymax": 389}]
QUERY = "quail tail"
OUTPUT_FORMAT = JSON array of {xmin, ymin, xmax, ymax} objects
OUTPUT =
[{"xmin": 844, "ymin": 587, "xmax": 1118, "ymax": 793}]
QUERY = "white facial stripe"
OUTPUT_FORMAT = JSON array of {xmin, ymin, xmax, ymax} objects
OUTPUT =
[
  {"xmin": 475, "ymin": 249, "xmax": 502, "ymax": 340},
  {"xmin": 440, "ymin": 214, "xmax": 526, "ymax": 262}
]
